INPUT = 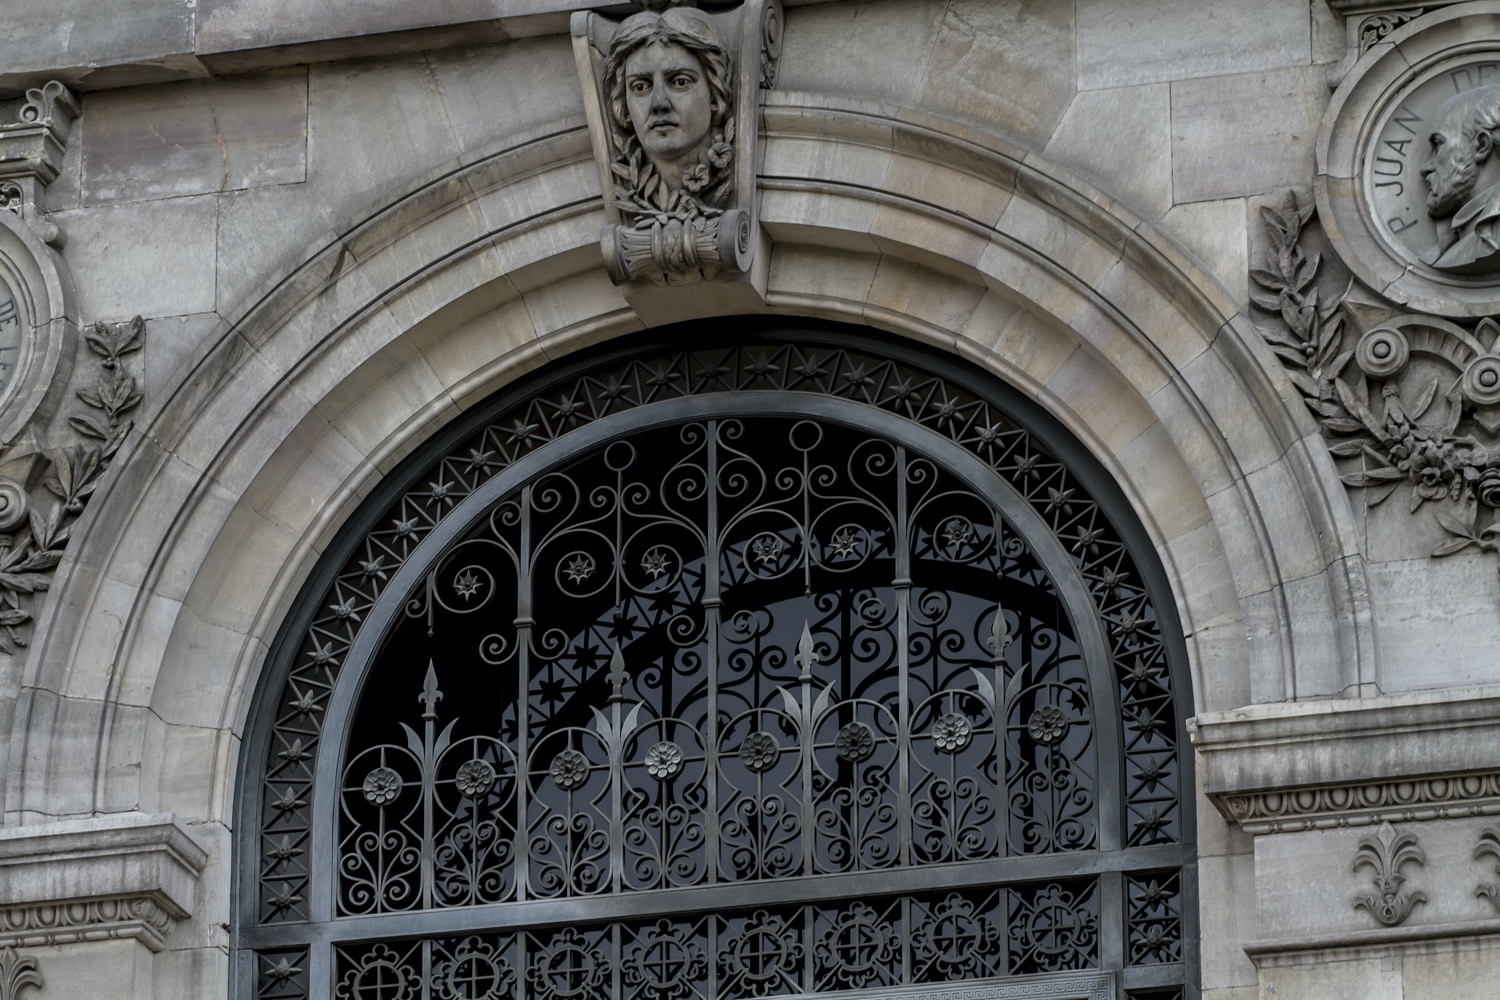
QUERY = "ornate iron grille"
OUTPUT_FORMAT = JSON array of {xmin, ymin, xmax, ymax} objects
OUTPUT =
[{"xmin": 238, "ymin": 333, "xmax": 1194, "ymax": 1000}]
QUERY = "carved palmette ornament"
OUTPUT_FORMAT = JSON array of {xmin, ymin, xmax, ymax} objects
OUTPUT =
[{"xmin": 572, "ymin": 0, "xmax": 781, "ymax": 286}]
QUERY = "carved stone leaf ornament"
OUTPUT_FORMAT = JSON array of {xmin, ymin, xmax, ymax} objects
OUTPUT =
[
  {"xmin": 0, "ymin": 316, "xmax": 143, "ymax": 653},
  {"xmin": 1250, "ymin": 191, "xmax": 1500, "ymax": 586},
  {"xmin": 1476, "ymin": 826, "xmax": 1500, "ymax": 913},
  {"xmin": 1352, "ymin": 821, "xmax": 1427, "ymax": 927},
  {"xmin": 572, "ymin": 0, "xmax": 781, "ymax": 288},
  {"xmin": 0, "ymin": 948, "xmax": 40, "ymax": 1000}
]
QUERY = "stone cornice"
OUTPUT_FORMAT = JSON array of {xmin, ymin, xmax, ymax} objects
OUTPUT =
[
  {"xmin": 0, "ymin": 814, "xmax": 207, "ymax": 952},
  {"xmin": 1192, "ymin": 688, "xmax": 1500, "ymax": 833}
]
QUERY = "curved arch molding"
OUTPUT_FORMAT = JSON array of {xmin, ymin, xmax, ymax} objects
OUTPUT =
[{"xmin": 6, "ymin": 91, "xmax": 1364, "ymax": 921}]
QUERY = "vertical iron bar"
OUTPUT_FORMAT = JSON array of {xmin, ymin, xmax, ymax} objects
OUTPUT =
[
  {"xmin": 515, "ymin": 484, "xmax": 533, "ymax": 903},
  {"xmin": 705, "ymin": 420, "xmax": 721, "ymax": 886},
  {"xmin": 895, "ymin": 445, "xmax": 912, "ymax": 869}
]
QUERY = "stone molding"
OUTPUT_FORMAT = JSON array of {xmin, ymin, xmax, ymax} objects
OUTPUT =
[
  {"xmin": 0, "ymin": 82, "xmax": 78, "ymax": 241},
  {"xmin": 1216, "ymin": 770, "xmax": 1500, "ymax": 834},
  {"xmin": 0, "ymin": 813, "xmax": 207, "ymax": 953},
  {"xmin": 1192, "ymin": 687, "xmax": 1500, "ymax": 833}
]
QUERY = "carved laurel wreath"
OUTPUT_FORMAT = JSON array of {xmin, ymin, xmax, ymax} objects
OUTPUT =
[
  {"xmin": 610, "ymin": 116, "xmax": 736, "ymax": 222},
  {"xmin": 1253, "ymin": 191, "xmax": 1500, "ymax": 570},
  {"xmin": 0, "ymin": 317, "xmax": 142, "ymax": 653}
]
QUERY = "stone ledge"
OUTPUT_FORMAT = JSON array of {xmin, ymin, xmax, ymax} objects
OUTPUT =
[
  {"xmin": 0, "ymin": 813, "xmax": 207, "ymax": 952},
  {"xmin": 1191, "ymin": 687, "xmax": 1500, "ymax": 832}
]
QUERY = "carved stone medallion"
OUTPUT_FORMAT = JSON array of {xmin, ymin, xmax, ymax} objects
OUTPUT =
[
  {"xmin": 1317, "ymin": 2, "xmax": 1500, "ymax": 317},
  {"xmin": 1367, "ymin": 58, "xmax": 1500, "ymax": 274}
]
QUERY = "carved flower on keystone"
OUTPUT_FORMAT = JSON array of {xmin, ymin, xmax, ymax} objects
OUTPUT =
[
  {"xmin": 1028, "ymin": 705, "xmax": 1067, "ymax": 745},
  {"xmin": 362, "ymin": 766, "xmax": 402, "ymax": 806},
  {"xmin": 707, "ymin": 141, "xmax": 733, "ymax": 170},
  {"xmin": 835, "ymin": 722, "xmax": 876, "ymax": 763},
  {"xmin": 739, "ymin": 731, "xmax": 780, "ymax": 772},
  {"xmin": 682, "ymin": 162, "xmax": 711, "ymax": 193},
  {"xmin": 932, "ymin": 713, "xmax": 973, "ymax": 754},
  {"xmin": 644, "ymin": 741, "xmax": 684, "ymax": 780},
  {"xmin": 455, "ymin": 759, "xmax": 496, "ymax": 798},
  {"xmin": 550, "ymin": 749, "xmax": 589, "ymax": 791}
]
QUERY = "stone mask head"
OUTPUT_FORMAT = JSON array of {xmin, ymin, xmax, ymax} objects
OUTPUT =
[
  {"xmin": 606, "ymin": 8, "xmax": 731, "ymax": 190},
  {"xmin": 1422, "ymin": 84, "xmax": 1500, "ymax": 217}
]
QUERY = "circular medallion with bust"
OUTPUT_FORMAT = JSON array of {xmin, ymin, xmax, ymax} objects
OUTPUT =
[
  {"xmin": 1419, "ymin": 84, "xmax": 1500, "ymax": 273},
  {"xmin": 1365, "ymin": 62, "xmax": 1500, "ymax": 279},
  {"xmin": 604, "ymin": 6, "xmax": 735, "ymax": 220}
]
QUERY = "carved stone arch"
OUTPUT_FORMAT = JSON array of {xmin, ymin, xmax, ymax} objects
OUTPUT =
[{"xmin": 10, "ymin": 95, "xmax": 1362, "ymax": 849}]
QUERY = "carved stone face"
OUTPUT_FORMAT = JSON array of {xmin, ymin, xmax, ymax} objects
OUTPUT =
[
  {"xmin": 1422, "ymin": 97, "xmax": 1492, "ymax": 217},
  {"xmin": 623, "ymin": 40, "xmax": 714, "ymax": 178}
]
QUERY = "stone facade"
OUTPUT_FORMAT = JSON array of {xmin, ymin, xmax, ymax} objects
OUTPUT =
[{"xmin": 0, "ymin": 1, "xmax": 1494, "ymax": 998}]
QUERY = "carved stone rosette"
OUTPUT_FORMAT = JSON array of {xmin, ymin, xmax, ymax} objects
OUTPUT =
[{"xmin": 572, "ymin": 0, "xmax": 781, "ymax": 288}]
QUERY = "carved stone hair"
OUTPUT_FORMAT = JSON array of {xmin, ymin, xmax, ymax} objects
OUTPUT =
[
  {"xmin": 1441, "ymin": 84, "xmax": 1500, "ymax": 150},
  {"xmin": 604, "ymin": 7, "xmax": 733, "ymax": 136}
]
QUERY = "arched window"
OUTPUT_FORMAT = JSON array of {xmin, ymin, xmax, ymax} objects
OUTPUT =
[{"xmin": 237, "ymin": 327, "xmax": 1196, "ymax": 1000}]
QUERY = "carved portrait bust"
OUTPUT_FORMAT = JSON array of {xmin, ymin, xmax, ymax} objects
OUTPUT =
[
  {"xmin": 1421, "ymin": 84, "xmax": 1500, "ymax": 273},
  {"xmin": 604, "ymin": 7, "xmax": 734, "ymax": 217}
]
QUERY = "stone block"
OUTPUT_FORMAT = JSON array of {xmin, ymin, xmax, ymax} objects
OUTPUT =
[
  {"xmin": 1161, "ymin": 198, "xmax": 1250, "ymax": 308},
  {"xmin": 0, "ymin": 812, "xmax": 207, "ymax": 914},
  {"xmin": 967, "ymin": 302, "xmax": 1078, "ymax": 398},
  {"xmin": 1403, "ymin": 941, "xmax": 1500, "ymax": 999},
  {"xmin": 1114, "ymin": 419, "xmax": 1214, "ymax": 543},
  {"xmin": 1171, "ymin": 66, "xmax": 1323, "ymax": 204},
  {"xmin": 1366, "ymin": 556, "xmax": 1500, "ymax": 693},
  {"xmin": 305, "ymin": 55, "xmax": 463, "ymax": 222},
  {"xmin": 197, "ymin": 0, "xmax": 498, "ymax": 53},
  {"xmin": 766, "ymin": 244, "xmax": 879, "ymax": 312},
  {"xmin": 918, "ymin": 0, "xmax": 1076, "ymax": 147},
  {"xmin": 778, "ymin": 1, "xmax": 944, "ymax": 108},
  {"xmin": 51, "ymin": 194, "xmax": 218, "ymax": 321},
  {"xmin": 143, "ymin": 313, "xmax": 228, "ymax": 407},
  {"xmin": 83, "ymin": 70, "xmax": 307, "ymax": 205},
  {"xmin": 2, "ymin": 0, "xmax": 195, "ymax": 80},
  {"xmin": 1077, "ymin": 0, "xmax": 1311, "ymax": 90},
  {"xmin": 1044, "ymin": 84, "xmax": 1172, "ymax": 220},
  {"xmin": 215, "ymin": 174, "xmax": 340, "ymax": 319},
  {"xmin": 1198, "ymin": 852, "xmax": 1258, "ymax": 990},
  {"xmin": 1043, "ymin": 345, "xmax": 1158, "ymax": 454},
  {"xmin": 863, "ymin": 256, "xmax": 985, "ymax": 334},
  {"xmin": 427, "ymin": 37, "xmax": 584, "ymax": 155},
  {"xmin": 1257, "ymin": 956, "xmax": 1402, "ymax": 1000}
]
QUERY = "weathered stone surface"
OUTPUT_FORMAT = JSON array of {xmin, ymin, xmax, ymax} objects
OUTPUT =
[
  {"xmin": 778, "ymin": 0, "xmax": 944, "ymax": 107},
  {"xmin": 1160, "ymin": 198, "xmax": 1249, "ymax": 306},
  {"xmin": 1171, "ymin": 65, "xmax": 1323, "ymax": 203},
  {"xmin": 1044, "ymin": 83, "xmax": 1171, "ymax": 219},
  {"xmin": 83, "ymin": 70, "xmax": 307, "ymax": 205},
  {"xmin": 196, "ymin": 0, "xmax": 505, "ymax": 53},
  {"xmin": 305, "ymin": 55, "xmax": 463, "ymax": 219},
  {"xmin": 917, "ymin": 0, "xmax": 1076, "ymax": 147},
  {"xmin": 427, "ymin": 38, "xmax": 582, "ymax": 155},
  {"xmin": 1077, "ymin": 0, "xmax": 1310, "ymax": 89},
  {"xmin": 51, "ymin": 194, "xmax": 218, "ymax": 320},
  {"xmin": 0, "ymin": 0, "xmax": 196, "ymax": 84}
]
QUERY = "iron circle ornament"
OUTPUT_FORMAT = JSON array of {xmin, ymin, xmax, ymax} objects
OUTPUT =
[
  {"xmin": 1317, "ymin": 2, "xmax": 1500, "ymax": 317},
  {"xmin": 237, "ymin": 324, "xmax": 1195, "ymax": 1000}
]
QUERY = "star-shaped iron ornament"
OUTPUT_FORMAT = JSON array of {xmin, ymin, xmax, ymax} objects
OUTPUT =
[
  {"xmin": 563, "ymin": 554, "xmax": 596, "ymax": 584},
  {"xmin": 453, "ymin": 569, "xmax": 483, "ymax": 600}
]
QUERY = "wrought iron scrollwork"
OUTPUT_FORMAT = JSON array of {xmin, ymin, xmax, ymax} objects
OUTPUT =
[{"xmin": 247, "ymin": 336, "xmax": 1189, "ymax": 1000}]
